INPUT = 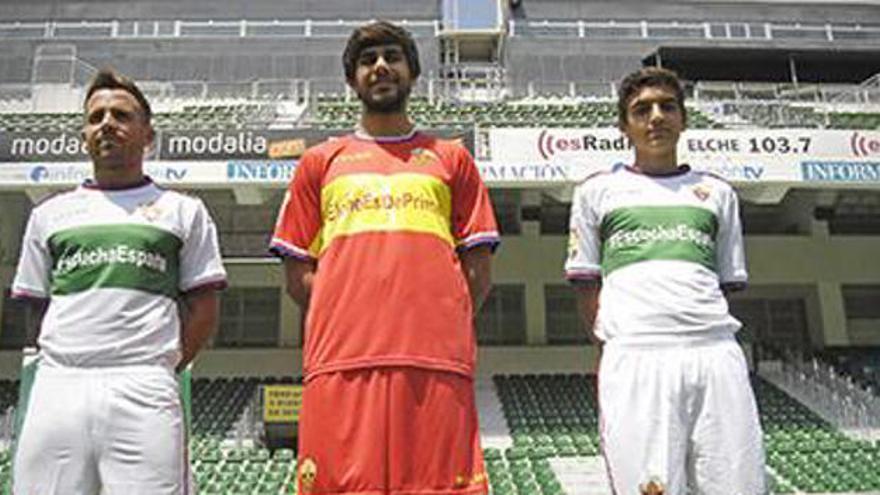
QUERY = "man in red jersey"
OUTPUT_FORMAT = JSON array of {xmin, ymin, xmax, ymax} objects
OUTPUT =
[{"xmin": 270, "ymin": 21, "xmax": 499, "ymax": 495}]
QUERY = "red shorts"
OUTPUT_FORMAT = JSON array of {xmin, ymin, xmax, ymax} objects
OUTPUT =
[{"xmin": 296, "ymin": 367, "xmax": 488, "ymax": 495}]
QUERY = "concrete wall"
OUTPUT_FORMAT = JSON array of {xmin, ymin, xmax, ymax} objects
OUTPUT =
[
  {"xmin": 514, "ymin": 0, "xmax": 880, "ymax": 23},
  {"xmin": 0, "ymin": 0, "xmax": 437, "ymax": 22}
]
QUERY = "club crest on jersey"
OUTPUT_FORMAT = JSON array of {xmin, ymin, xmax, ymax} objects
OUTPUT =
[
  {"xmin": 692, "ymin": 184, "xmax": 712, "ymax": 202},
  {"xmin": 298, "ymin": 457, "xmax": 318, "ymax": 493},
  {"xmin": 408, "ymin": 148, "xmax": 439, "ymax": 167},
  {"xmin": 640, "ymin": 477, "xmax": 665, "ymax": 495},
  {"xmin": 137, "ymin": 201, "xmax": 163, "ymax": 222},
  {"xmin": 454, "ymin": 471, "xmax": 487, "ymax": 488}
]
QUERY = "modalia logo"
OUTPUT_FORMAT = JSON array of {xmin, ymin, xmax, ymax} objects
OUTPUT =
[{"xmin": 851, "ymin": 131, "xmax": 880, "ymax": 157}]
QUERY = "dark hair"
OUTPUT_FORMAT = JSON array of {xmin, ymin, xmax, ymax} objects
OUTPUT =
[
  {"xmin": 617, "ymin": 67, "xmax": 686, "ymax": 127},
  {"xmin": 83, "ymin": 67, "xmax": 152, "ymax": 122},
  {"xmin": 342, "ymin": 20, "xmax": 421, "ymax": 82}
]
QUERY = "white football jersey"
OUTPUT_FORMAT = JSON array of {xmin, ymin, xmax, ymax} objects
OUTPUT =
[
  {"xmin": 12, "ymin": 179, "xmax": 227, "ymax": 367},
  {"xmin": 565, "ymin": 166, "xmax": 747, "ymax": 341}
]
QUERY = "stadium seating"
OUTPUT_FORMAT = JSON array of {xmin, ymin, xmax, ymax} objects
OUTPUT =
[
  {"xmin": 193, "ymin": 447, "xmax": 297, "ymax": 495},
  {"xmin": 818, "ymin": 349, "xmax": 880, "ymax": 396},
  {"xmin": 0, "ymin": 103, "xmax": 276, "ymax": 132},
  {"xmin": 493, "ymin": 373, "xmax": 880, "ymax": 494},
  {"xmin": 2, "ymin": 373, "xmax": 879, "ymax": 493},
  {"xmin": 0, "ymin": 450, "xmax": 8, "ymax": 493},
  {"xmin": 188, "ymin": 377, "xmax": 301, "ymax": 494},
  {"xmin": 723, "ymin": 102, "xmax": 827, "ymax": 128},
  {"xmin": 756, "ymin": 378, "xmax": 880, "ymax": 493},
  {"xmin": 310, "ymin": 95, "xmax": 720, "ymax": 129},
  {"xmin": 828, "ymin": 112, "xmax": 880, "ymax": 130},
  {"xmin": 191, "ymin": 377, "xmax": 262, "ymax": 437},
  {"xmin": 5, "ymin": 92, "xmax": 880, "ymax": 132},
  {"xmin": 0, "ymin": 380, "xmax": 16, "ymax": 412}
]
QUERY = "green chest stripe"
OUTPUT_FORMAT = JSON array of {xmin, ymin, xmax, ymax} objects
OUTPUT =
[
  {"xmin": 48, "ymin": 224, "xmax": 182, "ymax": 297},
  {"xmin": 600, "ymin": 205, "xmax": 718, "ymax": 275}
]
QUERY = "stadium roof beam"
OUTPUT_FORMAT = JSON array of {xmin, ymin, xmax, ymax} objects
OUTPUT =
[
  {"xmin": 737, "ymin": 184, "xmax": 789, "ymax": 205},
  {"xmin": 24, "ymin": 187, "xmax": 52, "ymax": 204},
  {"xmin": 542, "ymin": 185, "xmax": 574, "ymax": 203},
  {"xmin": 233, "ymin": 186, "xmax": 265, "ymax": 205},
  {"xmin": 644, "ymin": 47, "xmax": 880, "ymax": 84}
]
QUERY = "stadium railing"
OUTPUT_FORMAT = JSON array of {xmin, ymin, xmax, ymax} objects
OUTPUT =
[
  {"xmin": 2, "ymin": 18, "xmax": 880, "ymax": 44},
  {"xmin": 4, "ymin": 74, "xmax": 880, "ymax": 132},
  {"xmin": 0, "ymin": 19, "xmax": 440, "ymax": 40},
  {"xmin": 507, "ymin": 19, "xmax": 880, "ymax": 44}
]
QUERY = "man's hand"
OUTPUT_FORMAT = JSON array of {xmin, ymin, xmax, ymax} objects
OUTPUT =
[
  {"xmin": 459, "ymin": 244, "xmax": 493, "ymax": 313},
  {"xmin": 178, "ymin": 289, "xmax": 220, "ymax": 372},
  {"xmin": 283, "ymin": 257, "xmax": 317, "ymax": 310}
]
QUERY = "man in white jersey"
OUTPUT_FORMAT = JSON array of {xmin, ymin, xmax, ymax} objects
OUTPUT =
[
  {"xmin": 11, "ymin": 68, "xmax": 227, "ymax": 494},
  {"xmin": 565, "ymin": 67, "xmax": 765, "ymax": 495}
]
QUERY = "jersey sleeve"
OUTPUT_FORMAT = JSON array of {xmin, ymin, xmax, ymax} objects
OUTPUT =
[
  {"xmin": 12, "ymin": 208, "xmax": 51, "ymax": 299},
  {"xmin": 451, "ymin": 145, "xmax": 500, "ymax": 252},
  {"xmin": 716, "ymin": 186, "xmax": 748, "ymax": 288},
  {"xmin": 564, "ymin": 182, "xmax": 602, "ymax": 284},
  {"xmin": 269, "ymin": 150, "xmax": 324, "ymax": 261},
  {"xmin": 179, "ymin": 199, "xmax": 227, "ymax": 293}
]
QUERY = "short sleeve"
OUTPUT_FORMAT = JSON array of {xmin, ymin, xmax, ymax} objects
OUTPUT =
[
  {"xmin": 12, "ymin": 209, "xmax": 51, "ymax": 299},
  {"xmin": 179, "ymin": 199, "xmax": 227, "ymax": 293},
  {"xmin": 269, "ymin": 150, "xmax": 324, "ymax": 261},
  {"xmin": 716, "ymin": 186, "xmax": 748, "ymax": 287},
  {"xmin": 564, "ymin": 182, "xmax": 602, "ymax": 284},
  {"xmin": 451, "ymin": 145, "xmax": 499, "ymax": 251}
]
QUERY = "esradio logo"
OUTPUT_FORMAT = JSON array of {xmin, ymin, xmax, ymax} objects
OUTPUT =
[
  {"xmin": 536, "ymin": 129, "xmax": 631, "ymax": 160},
  {"xmin": 537, "ymin": 129, "xmax": 582, "ymax": 160},
  {"xmin": 851, "ymin": 131, "xmax": 880, "ymax": 157}
]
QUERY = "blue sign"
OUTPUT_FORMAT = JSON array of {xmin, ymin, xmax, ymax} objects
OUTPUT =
[
  {"xmin": 801, "ymin": 161, "xmax": 880, "ymax": 183},
  {"xmin": 227, "ymin": 161, "xmax": 298, "ymax": 182},
  {"xmin": 29, "ymin": 165, "xmax": 48, "ymax": 182},
  {"xmin": 146, "ymin": 165, "xmax": 189, "ymax": 182},
  {"xmin": 28, "ymin": 164, "xmax": 89, "ymax": 183}
]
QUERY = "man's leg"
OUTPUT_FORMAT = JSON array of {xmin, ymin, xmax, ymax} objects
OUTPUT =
[
  {"xmin": 689, "ymin": 340, "xmax": 765, "ymax": 495},
  {"xmin": 99, "ymin": 368, "xmax": 188, "ymax": 495},
  {"xmin": 387, "ymin": 369, "xmax": 488, "ymax": 495},
  {"xmin": 296, "ymin": 369, "xmax": 387, "ymax": 495},
  {"xmin": 598, "ymin": 343, "xmax": 689, "ymax": 495},
  {"xmin": 13, "ymin": 366, "xmax": 100, "ymax": 495}
]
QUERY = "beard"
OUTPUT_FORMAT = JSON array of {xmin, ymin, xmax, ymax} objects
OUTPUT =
[{"xmin": 357, "ymin": 82, "xmax": 411, "ymax": 114}]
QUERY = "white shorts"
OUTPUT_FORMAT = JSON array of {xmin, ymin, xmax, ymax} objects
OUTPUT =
[
  {"xmin": 598, "ymin": 335, "xmax": 765, "ymax": 495},
  {"xmin": 13, "ymin": 363, "xmax": 191, "ymax": 495}
]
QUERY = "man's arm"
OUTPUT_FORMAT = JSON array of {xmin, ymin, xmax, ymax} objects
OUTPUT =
[
  {"xmin": 178, "ymin": 289, "xmax": 220, "ymax": 372},
  {"xmin": 24, "ymin": 298, "xmax": 48, "ymax": 348},
  {"xmin": 459, "ymin": 244, "xmax": 493, "ymax": 312},
  {"xmin": 573, "ymin": 284, "xmax": 601, "ymax": 345},
  {"xmin": 283, "ymin": 257, "xmax": 317, "ymax": 310}
]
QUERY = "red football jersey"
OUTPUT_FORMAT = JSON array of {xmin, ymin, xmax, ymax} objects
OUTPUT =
[{"xmin": 271, "ymin": 131, "xmax": 499, "ymax": 380}]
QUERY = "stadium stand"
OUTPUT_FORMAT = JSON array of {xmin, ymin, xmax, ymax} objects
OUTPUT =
[
  {"xmin": 819, "ymin": 348, "xmax": 880, "ymax": 397},
  {"xmin": 757, "ymin": 377, "xmax": 880, "ymax": 493},
  {"xmin": 829, "ymin": 113, "xmax": 880, "ymax": 130},
  {"xmin": 490, "ymin": 374, "xmax": 880, "ymax": 494},
  {"xmin": 310, "ymin": 95, "xmax": 722, "ymax": 129},
  {"xmin": 0, "ymin": 102, "xmax": 278, "ymax": 132}
]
